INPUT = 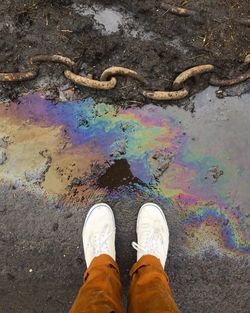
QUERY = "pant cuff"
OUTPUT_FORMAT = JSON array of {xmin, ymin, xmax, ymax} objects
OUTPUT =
[
  {"xmin": 84, "ymin": 254, "xmax": 119, "ymax": 280},
  {"xmin": 129, "ymin": 254, "xmax": 164, "ymax": 277}
]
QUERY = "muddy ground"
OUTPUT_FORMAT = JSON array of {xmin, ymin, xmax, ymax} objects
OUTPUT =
[
  {"xmin": 0, "ymin": 0, "xmax": 249, "ymax": 105},
  {"xmin": 0, "ymin": 1, "xmax": 250, "ymax": 313}
]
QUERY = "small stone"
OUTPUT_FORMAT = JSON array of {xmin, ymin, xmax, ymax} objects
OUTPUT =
[
  {"xmin": 0, "ymin": 149, "xmax": 7, "ymax": 165},
  {"xmin": 7, "ymin": 273, "xmax": 15, "ymax": 281},
  {"xmin": 78, "ymin": 117, "xmax": 89, "ymax": 128},
  {"xmin": 76, "ymin": 257, "xmax": 83, "ymax": 265},
  {"xmin": 29, "ymin": 269, "xmax": 33, "ymax": 273},
  {"xmin": 206, "ymin": 166, "xmax": 224, "ymax": 183},
  {"xmin": 216, "ymin": 89, "xmax": 225, "ymax": 99},
  {"xmin": 24, "ymin": 155, "xmax": 52, "ymax": 184},
  {"xmin": 65, "ymin": 212, "xmax": 73, "ymax": 219},
  {"xmin": 52, "ymin": 222, "xmax": 59, "ymax": 231},
  {"xmin": 0, "ymin": 136, "xmax": 9, "ymax": 148}
]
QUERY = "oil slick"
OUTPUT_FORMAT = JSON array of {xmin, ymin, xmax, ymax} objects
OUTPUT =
[{"xmin": 0, "ymin": 89, "xmax": 249, "ymax": 255}]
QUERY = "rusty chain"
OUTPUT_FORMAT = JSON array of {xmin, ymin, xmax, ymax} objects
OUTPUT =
[
  {"xmin": 209, "ymin": 55, "xmax": 250, "ymax": 87},
  {"xmin": 30, "ymin": 54, "xmax": 76, "ymax": 68},
  {"xmin": 160, "ymin": 2, "xmax": 196, "ymax": 17},
  {"xmin": 160, "ymin": 1, "xmax": 250, "ymax": 26},
  {"xmin": 64, "ymin": 70, "xmax": 117, "ymax": 90},
  {"xmin": 0, "ymin": 53, "xmax": 249, "ymax": 101},
  {"xmin": 0, "ymin": 69, "xmax": 39, "ymax": 82}
]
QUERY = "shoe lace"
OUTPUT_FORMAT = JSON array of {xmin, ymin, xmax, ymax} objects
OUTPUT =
[
  {"xmin": 91, "ymin": 226, "xmax": 115, "ymax": 256},
  {"xmin": 132, "ymin": 229, "xmax": 162, "ymax": 256}
]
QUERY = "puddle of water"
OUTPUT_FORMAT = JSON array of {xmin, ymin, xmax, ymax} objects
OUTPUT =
[
  {"xmin": 71, "ymin": 3, "xmax": 155, "ymax": 39},
  {"xmin": 73, "ymin": 4, "xmax": 123, "ymax": 33},
  {"xmin": 95, "ymin": 8, "xmax": 122, "ymax": 33},
  {"xmin": 71, "ymin": 3, "xmax": 187, "ymax": 51},
  {"xmin": 0, "ymin": 87, "xmax": 249, "ymax": 255}
]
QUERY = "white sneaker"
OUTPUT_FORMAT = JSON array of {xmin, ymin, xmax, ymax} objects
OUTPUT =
[
  {"xmin": 82, "ymin": 203, "xmax": 116, "ymax": 267},
  {"xmin": 132, "ymin": 203, "xmax": 169, "ymax": 268}
]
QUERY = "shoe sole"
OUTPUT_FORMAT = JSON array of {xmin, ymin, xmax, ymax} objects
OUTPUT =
[
  {"xmin": 83, "ymin": 203, "xmax": 115, "ymax": 237},
  {"xmin": 137, "ymin": 202, "xmax": 169, "ymax": 232}
]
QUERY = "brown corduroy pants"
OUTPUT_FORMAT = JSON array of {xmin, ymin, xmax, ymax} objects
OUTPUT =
[{"xmin": 69, "ymin": 254, "xmax": 180, "ymax": 313}]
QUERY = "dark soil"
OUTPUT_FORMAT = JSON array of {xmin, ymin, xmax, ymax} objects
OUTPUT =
[
  {"xmin": 0, "ymin": 0, "xmax": 249, "ymax": 105},
  {"xmin": 97, "ymin": 159, "xmax": 143, "ymax": 190}
]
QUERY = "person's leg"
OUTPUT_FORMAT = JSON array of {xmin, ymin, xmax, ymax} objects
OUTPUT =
[
  {"xmin": 69, "ymin": 203, "xmax": 123, "ymax": 313},
  {"xmin": 128, "ymin": 203, "xmax": 180, "ymax": 313}
]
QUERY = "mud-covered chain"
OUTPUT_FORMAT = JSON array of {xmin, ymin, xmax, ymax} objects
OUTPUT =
[
  {"xmin": 160, "ymin": 1, "xmax": 250, "ymax": 26},
  {"xmin": 0, "ymin": 53, "xmax": 249, "ymax": 101}
]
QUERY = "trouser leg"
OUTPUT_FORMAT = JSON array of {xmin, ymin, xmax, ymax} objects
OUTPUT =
[
  {"xmin": 128, "ymin": 255, "xmax": 180, "ymax": 313},
  {"xmin": 69, "ymin": 254, "xmax": 123, "ymax": 313}
]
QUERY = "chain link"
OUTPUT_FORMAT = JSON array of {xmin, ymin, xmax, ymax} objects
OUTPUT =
[
  {"xmin": 142, "ymin": 64, "xmax": 214, "ymax": 101},
  {"xmin": 30, "ymin": 54, "xmax": 76, "ymax": 68},
  {"xmin": 160, "ymin": 2, "xmax": 196, "ymax": 17},
  {"xmin": 0, "ymin": 53, "xmax": 249, "ymax": 100},
  {"xmin": 160, "ymin": 1, "xmax": 249, "ymax": 28},
  {"xmin": 64, "ymin": 70, "xmax": 117, "ymax": 90},
  {"xmin": 210, "ymin": 71, "xmax": 250, "ymax": 87},
  {"xmin": 173, "ymin": 64, "xmax": 215, "ymax": 90},
  {"xmin": 0, "ymin": 69, "xmax": 38, "ymax": 82},
  {"xmin": 209, "ymin": 55, "xmax": 250, "ymax": 87},
  {"xmin": 142, "ymin": 89, "xmax": 189, "ymax": 101},
  {"xmin": 238, "ymin": 18, "xmax": 250, "ymax": 27},
  {"xmin": 100, "ymin": 66, "xmax": 147, "ymax": 84}
]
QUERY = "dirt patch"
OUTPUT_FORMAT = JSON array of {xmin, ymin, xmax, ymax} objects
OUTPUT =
[
  {"xmin": 0, "ymin": 0, "xmax": 249, "ymax": 105},
  {"xmin": 97, "ymin": 159, "xmax": 143, "ymax": 190}
]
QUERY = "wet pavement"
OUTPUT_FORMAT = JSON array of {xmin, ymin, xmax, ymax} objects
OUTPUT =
[{"xmin": 0, "ymin": 86, "xmax": 249, "ymax": 312}]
